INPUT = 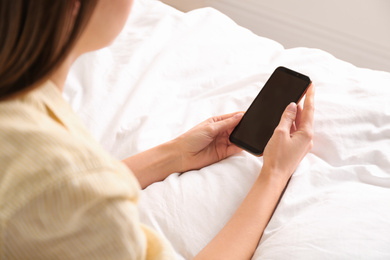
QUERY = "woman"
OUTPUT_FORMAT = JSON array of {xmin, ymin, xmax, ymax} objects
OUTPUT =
[{"xmin": 0, "ymin": 0, "xmax": 314, "ymax": 259}]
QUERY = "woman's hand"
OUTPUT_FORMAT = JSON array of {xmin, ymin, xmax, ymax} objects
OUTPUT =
[
  {"xmin": 175, "ymin": 112, "xmax": 244, "ymax": 173},
  {"xmin": 124, "ymin": 112, "xmax": 243, "ymax": 188},
  {"xmin": 261, "ymin": 84, "xmax": 315, "ymax": 184},
  {"xmin": 194, "ymin": 85, "xmax": 315, "ymax": 260}
]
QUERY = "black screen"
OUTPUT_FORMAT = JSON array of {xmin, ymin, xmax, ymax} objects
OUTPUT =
[{"xmin": 230, "ymin": 67, "xmax": 311, "ymax": 155}]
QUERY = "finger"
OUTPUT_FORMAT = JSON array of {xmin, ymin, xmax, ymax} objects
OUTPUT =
[
  {"xmin": 298, "ymin": 84, "xmax": 315, "ymax": 131},
  {"xmin": 290, "ymin": 121, "xmax": 297, "ymax": 133},
  {"xmin": 226, "ymin": 143, "xmax": 243, "ymax": 157},
  {"xmin": 277, "ymin": 102, "xmax": 297, "ymax": 132},
  {"xmin": 197, "ymin": 111, "xmax": 245, "ymax": 127},
  {"xmin": 295, "ymin": 103, "xmax": 303, "ymax": 129},
  {"xmin": 211, "ymin": 111, "xmax": 246, "ymax": 123},
  {"xmin": 211, "ymin": 112, "xmax": 244, "ymax": 134}
]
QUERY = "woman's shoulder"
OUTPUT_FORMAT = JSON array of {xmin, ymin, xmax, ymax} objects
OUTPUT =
[
  {"xmin": 0, "ymin": 82, "xmax": 128, "ymax": 179},
  {"xmin": 0, "ymin": 93, "xmax": 140, "ymax": 220},
  {"xmin": 0, "ymin": 90, "xmax": 115, "ymax": 174}
]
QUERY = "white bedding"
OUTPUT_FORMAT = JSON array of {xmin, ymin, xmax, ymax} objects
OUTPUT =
[{"xmin": 64, "ymin": 0, "xmax": 390, "ymax": 259}]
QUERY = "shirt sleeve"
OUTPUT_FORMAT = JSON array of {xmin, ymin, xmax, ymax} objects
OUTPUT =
[{"xmin": 2, "ymin": 169, "xmax": 175, "ymax": 260}]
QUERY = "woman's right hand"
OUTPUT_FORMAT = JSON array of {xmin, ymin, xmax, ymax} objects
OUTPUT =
[
  {"xmin": 261, "ymin": 84, "xmax": 315, "ymax": 184},
  {"xmin": 194, "ymin": 85, "xmax": 315, "ymax": 260}
]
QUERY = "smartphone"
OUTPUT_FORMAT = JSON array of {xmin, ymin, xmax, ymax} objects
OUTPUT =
[{"xmin": 229, "ymin": 66, "xmax": 311, "ymax": 156}]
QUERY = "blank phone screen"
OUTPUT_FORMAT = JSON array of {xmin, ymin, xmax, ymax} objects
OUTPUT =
[{"xmin": 230, "ymin": 67, "xmax": 311, "ymax": 155}]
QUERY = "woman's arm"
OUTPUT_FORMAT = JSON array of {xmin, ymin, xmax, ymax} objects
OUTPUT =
[
  {"xmin": 193, "ymin": 169, "xmax": 288, "ymax": 260},
  {"xmin": 194, "ymin": 85, "xmax": 315, "ymax": 259},
  {"xmin": 122, "ymin": 140, "xmax": 183, "ymax": 189},
  {"xmin": 122, "ymin": 112, "xmax": 244, "ymax": 189},
  {"xmin": 125, "ymin": 84, "xmax": 314, "ymax": 257}
]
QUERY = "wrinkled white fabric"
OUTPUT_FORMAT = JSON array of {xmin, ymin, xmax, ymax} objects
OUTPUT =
[{"xmin": 65, "ymin": 0, "xmax": 390, "ymax": 259}]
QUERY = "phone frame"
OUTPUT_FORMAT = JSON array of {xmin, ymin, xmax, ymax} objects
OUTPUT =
[{"xmin": 229, "ymin": 66, "xmax": 311, "ymax": 156}]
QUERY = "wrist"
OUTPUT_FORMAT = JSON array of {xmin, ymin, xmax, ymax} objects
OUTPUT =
[
  {"xmin": 257, "ymin": 166, "xmax": 290, "ymax": 191},
  {"xmin": 123, "ymin": 140, "xmax": 183, "ymax": 188},
  {"xmin": 163, "ymin": 139, "xmax": 185, "ymax": 173}
]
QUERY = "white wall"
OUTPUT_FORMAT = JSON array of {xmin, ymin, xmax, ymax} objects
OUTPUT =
[{"xmin": 160, "ymin": 0, "xmax": 390, "ymax": 72}]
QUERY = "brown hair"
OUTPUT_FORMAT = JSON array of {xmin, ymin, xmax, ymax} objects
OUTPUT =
[{"xmin": 0, "ymin": 0, "xmax": 98, "ymax": 100}]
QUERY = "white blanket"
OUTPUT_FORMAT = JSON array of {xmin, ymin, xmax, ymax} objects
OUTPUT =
[{"xmin": 65, "ymin": 0, "xmax": 390, "ymax": 259}]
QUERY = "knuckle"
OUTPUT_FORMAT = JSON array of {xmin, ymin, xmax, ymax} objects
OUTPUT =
[
  {"xmin": 283, "ymin": 112, "xmax": 296, "ymax": 123},
  {"xmin": 307, "ymin": 102, "xmax": 315, "ymax": 112},
  {"xmin": 274, "ymin": 126, "xmax": 287, "ymax": 136},
  {"xmin": 308, "ymin": 140, "xmax": 314, "ymax": 150},
  {"xmin": 302, "ymin": 130, "xmax": 314, "ymax": 141},
  {"xmin": 205, "ymin": 124, "xmax": 215, "ymax": 133}
]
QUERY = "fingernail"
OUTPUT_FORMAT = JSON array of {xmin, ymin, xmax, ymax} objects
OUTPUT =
[
  {"xmin": 287, "ymin": 102, "xmax": 297, "ymax": 112},
  {"xmin": 234, "ymin": 113, "xmax": 244, "ymax": 119}
]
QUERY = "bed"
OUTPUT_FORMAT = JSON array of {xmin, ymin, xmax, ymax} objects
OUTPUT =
[{"xmin": 64, "ymin": 0, "xmax": 390, "ymax": 259}]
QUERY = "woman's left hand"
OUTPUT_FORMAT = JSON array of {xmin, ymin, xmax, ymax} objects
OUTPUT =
[
  {"xmin": 123, "ymin": 112, "xmax": 243, "ymax": 188},
  {"xmin": 175, "ymin": 112, "xmax": 244, "ymax": 172}
]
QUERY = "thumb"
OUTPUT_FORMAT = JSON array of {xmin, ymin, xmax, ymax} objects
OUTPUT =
[{"xmin": 278, "ymin": 102, "xmax": 297, "ymax": 130}]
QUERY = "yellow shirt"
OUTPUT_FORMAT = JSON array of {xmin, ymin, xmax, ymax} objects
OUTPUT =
[{"xmin": 0, "ymin": 81, "xmax": 175, "ymax": 259}]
